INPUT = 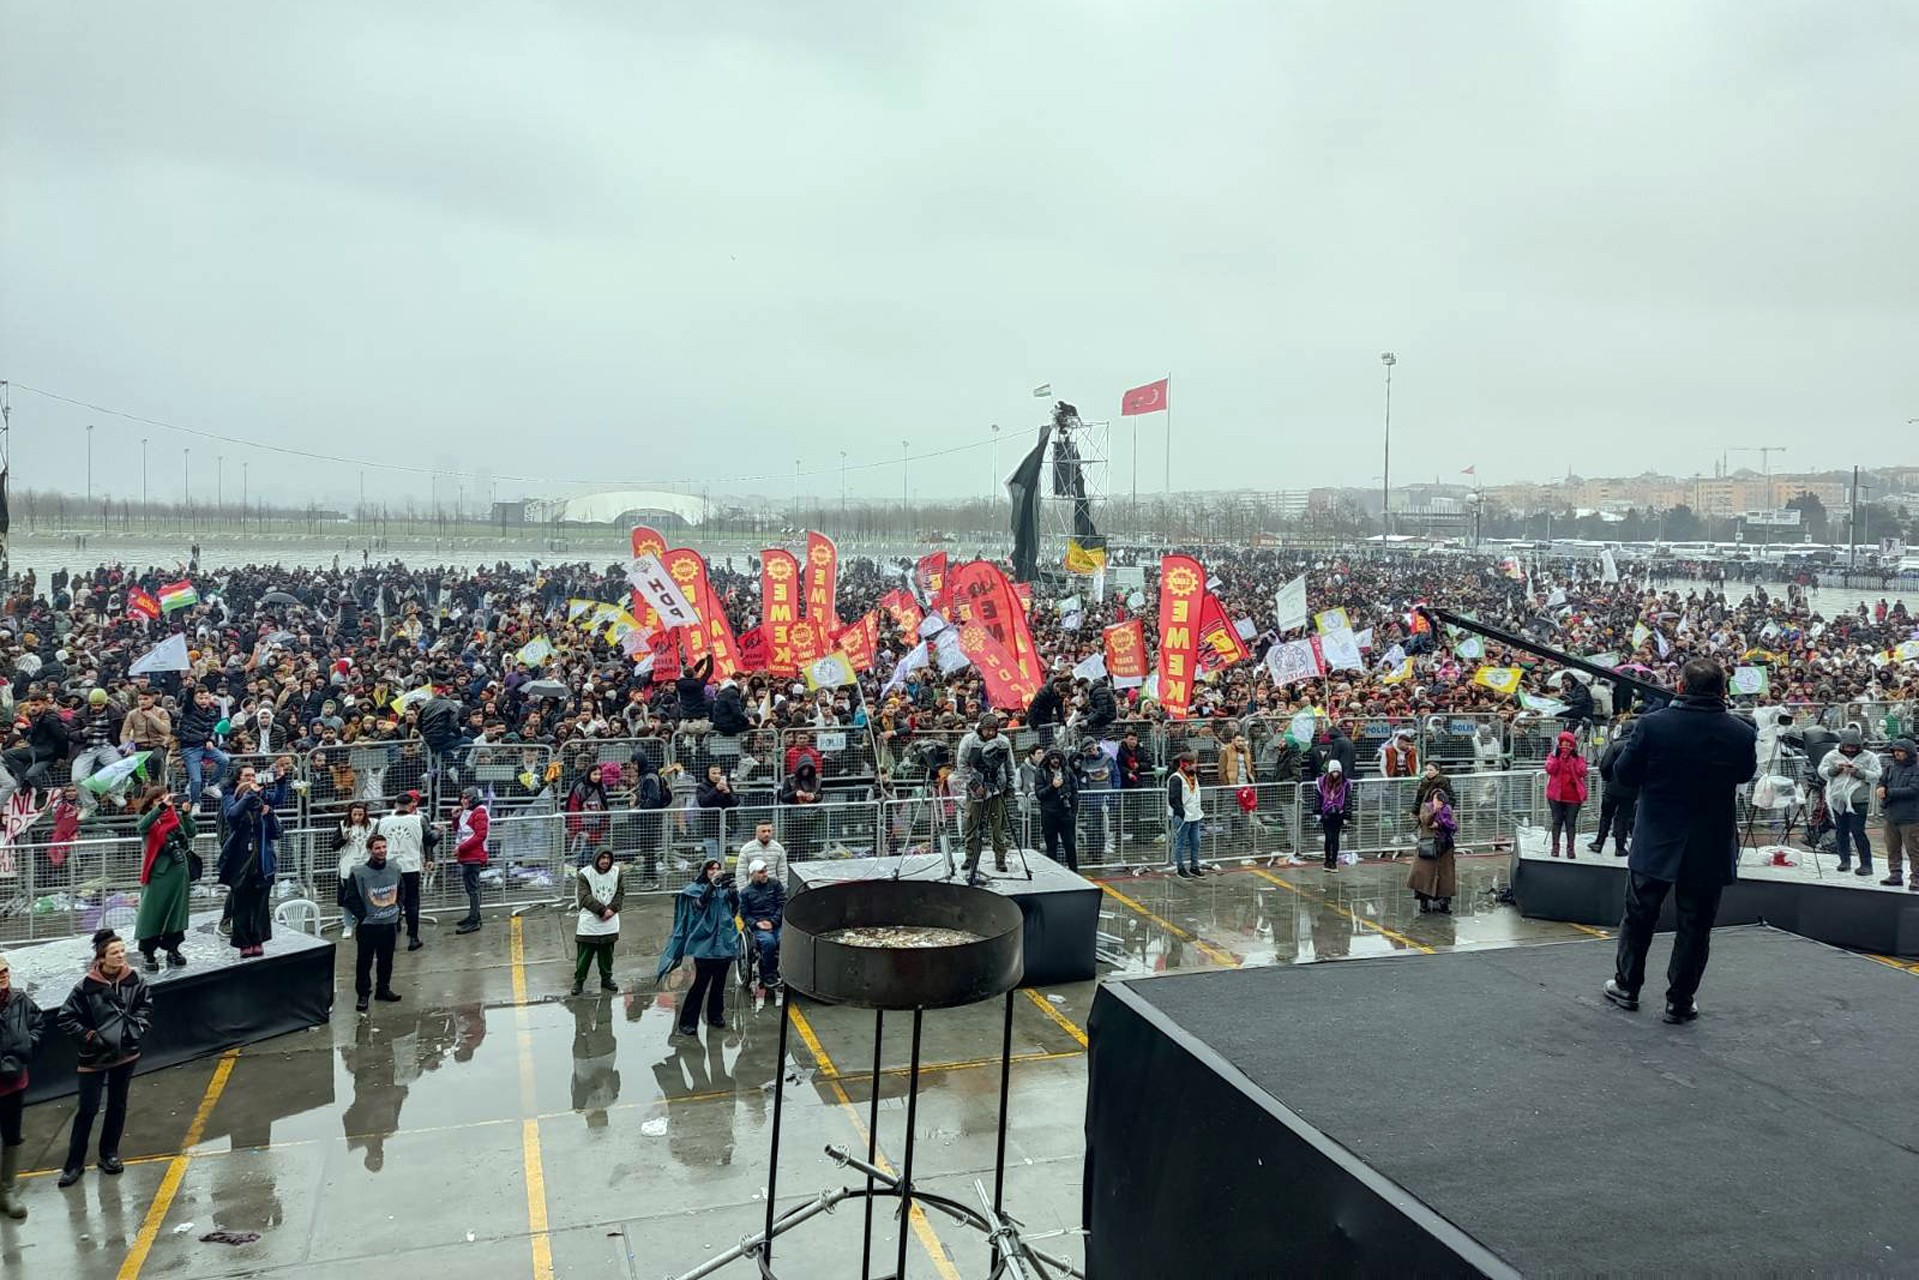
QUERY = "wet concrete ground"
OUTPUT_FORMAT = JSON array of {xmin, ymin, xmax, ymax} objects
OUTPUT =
[{"xmin": 0, "ymin": 853, "xmax": 1719, "ymax": 1278}]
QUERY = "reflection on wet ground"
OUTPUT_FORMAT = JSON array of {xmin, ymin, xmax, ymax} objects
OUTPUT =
[{"xmin": 0, "ymin": 855, "xmax": 1667, "ymax": 1277}]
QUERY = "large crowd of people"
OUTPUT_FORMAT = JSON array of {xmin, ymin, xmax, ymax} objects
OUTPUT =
[{"xmin": 0, "ymin": 541, "xmax": 1915, "ymax": 1215}]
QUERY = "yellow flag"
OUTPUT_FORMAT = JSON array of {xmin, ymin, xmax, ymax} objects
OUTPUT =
[
  {"xmin": 1381, "ymin": 656, "xmax": 1413, "ymax": 685},
  {"xmin": 804, "ymin": 653, "xmax": 857, "ymax": 690},
  {"xmin": 390, "ymin": 684, "xmax": 434, "ymax": 716},
  {"xmin": 1472, "ymin": 665, "xmax": 1523, "ymax": 695},
  {"xmin": 1064, "ymin": 540, "xmax": 1108, "ymax": 574}
]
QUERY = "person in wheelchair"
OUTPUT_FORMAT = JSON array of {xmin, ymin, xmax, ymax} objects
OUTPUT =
[{"xmin": 738, "ymin": 858, "xmax": 785, "ymax": 991}]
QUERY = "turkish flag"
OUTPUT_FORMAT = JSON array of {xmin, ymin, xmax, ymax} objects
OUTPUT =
[{"xmin": 1120, "ymin": 377, "xmax": 1169, "ymax": 416}]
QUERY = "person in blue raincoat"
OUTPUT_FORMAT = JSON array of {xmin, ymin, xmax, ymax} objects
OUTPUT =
[{"xmin": 655, "ymin": 859, "xmax": 739, "ymax": 1037}]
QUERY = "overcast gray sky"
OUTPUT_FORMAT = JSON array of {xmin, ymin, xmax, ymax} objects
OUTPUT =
[{"xmin": 3, "ymin": 2, "xmax": 1915, "ymax": 509}]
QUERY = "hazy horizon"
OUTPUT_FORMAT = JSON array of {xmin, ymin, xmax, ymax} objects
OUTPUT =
[{"xmin": 4, "ymin": 3, "xmax": 1915, "ymax": 510}]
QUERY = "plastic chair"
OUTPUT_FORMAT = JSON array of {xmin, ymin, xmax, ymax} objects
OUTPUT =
[{"xmin": 274, "ymin": 897, "xmax": 321, "ymax": 937}]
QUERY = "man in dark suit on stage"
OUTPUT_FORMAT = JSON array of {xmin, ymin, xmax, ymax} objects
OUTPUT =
[{"xmin": 1603, "ymin": 658, "xmax": 1758, "ymax": 1024}]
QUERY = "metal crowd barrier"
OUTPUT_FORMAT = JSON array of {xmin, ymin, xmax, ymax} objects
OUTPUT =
[{"xmin": 7, "ymin": 736, "xmax": 1911, "ymax": 948}]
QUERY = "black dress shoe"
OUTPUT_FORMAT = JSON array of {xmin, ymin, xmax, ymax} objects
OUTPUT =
[
  {"xmin": 406, "ymin": 938, "xmax": 424, "ymax": 951},
  {"xmin": 600, "ymin": 979, "xmax": 619, "ymax": 992},
  {"xmin": 707, "ymin": 1017, "xmax": 726, "ymax": 1028},
  {"xmin": 454, "ymin": 921, "xmax": 481, "ymax": 935},
  {"xmin": 166, "ymin": 950, "xmax": 188, "ymax": 967},
  {"xmin": 355, "ymin": 998, "xmax": 370, "ymax": 1013},
  {"xmin": 1664, "ymin": 1000, "xmax": 1700, "ymax": 1024},
  {"xmin": 142, "ymin": 954, "xmax": 160, "ymax": 973},
  {"xmin": 1585, "ymin": 842, "xmax": 1604, "ymax": 854},
  {"xmin": 99, "ymin": 1154, "xmax": 124, "ymax": 1175},
  {"xmin": 57, "ymin": 1168, "xmax": 84, "ymax": 1189},
  {"xmin": 375, "ymin": 990, "xmax": 402, "ymax": 1002},
  {"xmin": 1603, "ymin": 979, "xmax": 1639, "ymax": 1011}
]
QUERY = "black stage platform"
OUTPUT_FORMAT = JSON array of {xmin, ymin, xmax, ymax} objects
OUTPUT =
[
  {"xmin": 1512, "ymin": 844, "xmax": 1919, "ymax": 957},
  {"xmin": 790, "ymin": 850, "xmax": 1100, "ymax": 986},
  {"xmin": 10, "ymin": 912, "xmax": 335, "ymax": 1103},
  {"xmin": 1085, "ymin": 927, "xmax": 1919, "ymax": 1278}
]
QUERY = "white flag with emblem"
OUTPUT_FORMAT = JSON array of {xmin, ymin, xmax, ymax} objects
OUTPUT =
[{"xmin": 626, "ymin": 554, "xmax": 700, "ymax": 630}]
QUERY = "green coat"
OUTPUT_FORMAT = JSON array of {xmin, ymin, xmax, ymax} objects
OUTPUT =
[{"xmin": 135, "ymin": 805, "xmax": 196, "ymax": 942}]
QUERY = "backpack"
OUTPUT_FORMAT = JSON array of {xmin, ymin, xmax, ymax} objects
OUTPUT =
[{"xmin": 637, "ymin": 773, "xmax": 669, "ymax": 810}]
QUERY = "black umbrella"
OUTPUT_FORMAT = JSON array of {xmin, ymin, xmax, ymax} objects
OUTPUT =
[
  {"xmin": 522, "ymin": 679, "xmax": 569, "ymax": 699},
  {"xmin": 261, "ymin": 591, "xmax": 302, "ymax": 607}
]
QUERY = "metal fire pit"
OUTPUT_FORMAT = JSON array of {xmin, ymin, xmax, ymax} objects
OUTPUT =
[
  {"xmin": 672, "ymin": 877, "xmax": 1083, "ymax": 1280},
  {"xmin": 784, "ymin": 879, "xmax": 1025, "ymax": 1011}
]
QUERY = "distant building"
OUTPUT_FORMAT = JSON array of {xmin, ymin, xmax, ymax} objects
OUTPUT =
[{"xmin": 513, "ymin": 490, "xmax": 707, "ymax": 529}]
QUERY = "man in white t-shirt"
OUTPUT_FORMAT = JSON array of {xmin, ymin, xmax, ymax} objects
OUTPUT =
[{"xmin": 735, "ymin": 820, "xmax": 788, "ymax": 886}]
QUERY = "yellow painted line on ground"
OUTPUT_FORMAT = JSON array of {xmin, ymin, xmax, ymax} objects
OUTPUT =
[
  {"xmin": 1249, "ymin": 867, "xmax": 1436, "ymax": 954},
  {"xmin": 787, "ymin": 1002, "xmax": 964, "ymax": 1280},
  {"xmin": 22, "ymin": 1047, "xmax": 1091, "ymax": 1182},
  {"xmin": 1097, "ymin": 882, "xmax": 1241, "ymax": 966},
  {"xmin": 1023, "ymin": 988, "xmax": 1089, "ymax": 1048},
  {"xmin": 116, "ymin": 1046, "xmax": 239, "ymax": 1280},
  {"xmin": 1567, "ymin": 922, "xmax": 1613, "ymax": 940},
  {"xmin": 1865, "ymin": 953, "xmax": 1919, "ymax": 975},
  {"xmin": 508, "ymin": 917, "xmax": 556, "ymax": 1280}
]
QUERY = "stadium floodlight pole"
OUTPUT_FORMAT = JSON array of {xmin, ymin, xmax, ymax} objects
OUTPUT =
[
  {"xmin": 1380, "ymin": 352, "xmax": 1395, "ymax": 539},
  {"xmin": 900, "ymin": 439, "xmax": 909, "ymax": 532}
]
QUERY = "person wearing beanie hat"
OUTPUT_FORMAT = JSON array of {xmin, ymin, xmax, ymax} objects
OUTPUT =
[
  {"xmin": 55, "ymin": 930, "xmax": 151, "ymax": 1187},
  {"xmin": 739, "ymin": 856, "xmax": 786, "ymax": 990},
  {"xmin": 955, "ymin": 713, "xmax": 1017, "ymax": 885},
  {"xmin": 1315, "ymin": 757, "xmax": 1353, "ymax": 872}
]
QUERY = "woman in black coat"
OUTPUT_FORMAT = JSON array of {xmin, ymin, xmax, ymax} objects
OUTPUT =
[
  {"xmin": 0, "ymin": 949, "xmax": 46, "ymax": 1219},
  {"xmin": 56, "ymin": 929, "xmax": 153, "ymax": 1187}
]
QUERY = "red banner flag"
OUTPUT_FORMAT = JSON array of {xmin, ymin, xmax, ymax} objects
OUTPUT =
[
  {"xmin": 804, "ymin": 531, "xmax": 842, "ymax": 636},
  {"xmin": 914, "ymin": 551, "xmax": 947, "ymax": 607},
  {"xmin": 1197, "ymin": 592, "xmax": 1251, "ymax": 674},
  {"xmin": 834, "ymin": 610, "xmax": 882, "ymax": 673},
  {"xmin": 1121, "ymin": 377, "xmax": 1169, "ymax": 416},
  {"xmin": 661, "ymin": 549, "xmax": 741, "ymax": 679},
  {"xmin": 760, "ymin": 548, "xmax": 802, "ymax": 674},
  {"xmin": 647, "ymin": 628, "xmax": 682, "ymax": 684},
  {"xmin": 737, "ymin": 624, "xmax": 770, "ymax": 673},
  {"xmin": 1155, "ymin": 554, "xmax": 1205, "ymax": 718},
  {"xmin": 629, "ymin": 526, "xmax": 667, "ymax": 560},
  {"xmin": 877, "ymin": 588, "xmax": 924, "ymax": 639},
  {"xmin": 960, "ymin": 622, "xmax": 1042, "ymax": 711},
  {"xmin": 946, "ymin": 560, "xmax": 1042, "ymax": 685},
  {"xmin": 789, "ymin": 617, "xmax": 827, "ymax": 666},
  {"xmin": 1103, "ymin": 618, "xmax": 1149, "ymax": 682},
  {"xmin": 127, "ymin": 587, "xmax": 161, "ymax": 621}
]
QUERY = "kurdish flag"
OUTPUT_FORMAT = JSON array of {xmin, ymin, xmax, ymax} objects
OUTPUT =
[{"xmin": 157, "ymin": 580, "xmax": 199, "ymax": 614}]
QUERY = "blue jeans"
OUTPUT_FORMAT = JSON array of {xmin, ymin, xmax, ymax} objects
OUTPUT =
[
  {"xmin": 750, "ymin": 923, "xmax": 782, "ymax": 986},
  {"xmin": 1833, "ymin": 810, "xmax": 1873, "ymax": 869},
  {"xmin": 182, "ymin": 744, "xmax": 231, "ymax": 803},
  {"xmin": 1173, "ymin": 819, "xmax": 1203, "ymax": 871}
]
